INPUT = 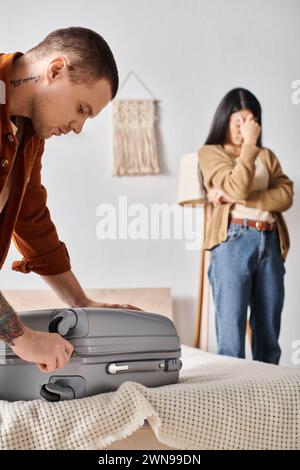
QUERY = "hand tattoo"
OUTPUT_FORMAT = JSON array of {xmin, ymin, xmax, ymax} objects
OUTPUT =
[
  {"xmin": 10, "ymin": 75, "xmax": 41, "ymax": 88},
  {"xmin": 0, "ymin": 292, "xmax": 23, "ymax": 345}
]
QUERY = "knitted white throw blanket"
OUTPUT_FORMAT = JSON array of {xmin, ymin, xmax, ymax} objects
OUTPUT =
[{"xmin": 0, "ymin": 346, "xmax": 299, "ymax": 450}]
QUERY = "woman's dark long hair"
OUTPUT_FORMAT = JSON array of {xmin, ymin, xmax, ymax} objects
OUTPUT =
[{"xmin": 205, "ymin": 88, "xmax": 262, "ymax": 147}]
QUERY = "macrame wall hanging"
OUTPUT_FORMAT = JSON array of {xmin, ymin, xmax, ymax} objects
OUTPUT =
[{"xmin": 112, "ymin": 71, "xmax": 160, "ymax": 176}]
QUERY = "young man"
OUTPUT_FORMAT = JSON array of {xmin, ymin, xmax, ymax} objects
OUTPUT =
[{"xmin": 0, "ymin": 27, "xmax": 140, "ymax": 373}]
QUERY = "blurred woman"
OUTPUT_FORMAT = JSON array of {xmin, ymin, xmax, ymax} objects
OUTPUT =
[{"xmin": 198, "ymin": 88, "xmax": 293, "ymax": 364}]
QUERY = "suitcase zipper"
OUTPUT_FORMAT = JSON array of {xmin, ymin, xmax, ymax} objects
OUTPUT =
[{"xmin": 72, "ymin": 348, "xmax": 181, "ymax": 357}]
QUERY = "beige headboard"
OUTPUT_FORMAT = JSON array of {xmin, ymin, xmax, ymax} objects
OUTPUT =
[{"xmin": 2, "ymin": 288, "xmax": 173, "ymax": 321}]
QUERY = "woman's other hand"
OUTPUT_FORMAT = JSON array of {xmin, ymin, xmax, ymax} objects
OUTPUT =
[{"xmin": 207, "ymin": 188, "xmax": 243, "ymax": 207}]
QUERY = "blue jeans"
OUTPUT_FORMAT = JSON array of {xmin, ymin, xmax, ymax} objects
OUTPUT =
[{"xmin": 208, "ymin": 222, "xmax": 285, "ymax": 364}]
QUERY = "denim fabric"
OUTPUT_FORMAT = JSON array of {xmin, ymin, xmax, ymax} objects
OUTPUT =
[{"xmin": 208, "ymin": 222, "xmax": 285, "ymax": 364}]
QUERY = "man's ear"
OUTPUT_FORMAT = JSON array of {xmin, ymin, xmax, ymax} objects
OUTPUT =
[{"xmin": 46, "ymin": 56, "xmax": 68, "ymax": 82}]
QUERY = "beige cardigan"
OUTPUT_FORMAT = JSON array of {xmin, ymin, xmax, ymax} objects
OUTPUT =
[{"xmin": 198, "ymin": 143, "xmax": 294, "ymax": 260}]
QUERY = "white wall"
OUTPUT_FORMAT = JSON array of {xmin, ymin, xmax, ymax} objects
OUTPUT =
[{"xmin": 0, "ymin": 0, "xmax": 299, "ymax": 366}]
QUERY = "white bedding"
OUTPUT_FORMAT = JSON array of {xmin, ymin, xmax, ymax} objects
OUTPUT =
[{"xmin": 0, "ymin": 345, "xmax": 299, "ymax": 450}]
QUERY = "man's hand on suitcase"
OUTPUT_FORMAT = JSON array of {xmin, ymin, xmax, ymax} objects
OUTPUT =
[
  {"xmin": 11, "ymin": 325, "xmax": 74, "ymax": 372},
  {"xmin": 84, "ymin": 299, "xmax": 144, "ymax": 311}
]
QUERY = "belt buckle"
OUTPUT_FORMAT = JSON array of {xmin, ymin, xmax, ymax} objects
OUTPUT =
[
  {"xmin": 255, "ymin": 220, "xmax": 270, "ymax": 232},
  {"xmin": 256, "ymin": 221, "xmax": 273, "ymax": 232},
  {"xmin": 255, "ymin": 220, "xmax": 262, "ymax": 232}
]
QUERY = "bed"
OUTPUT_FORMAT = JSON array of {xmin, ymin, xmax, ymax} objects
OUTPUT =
[{"xmin": 1, "ymin": 288, "xmax": 300, "ymax": 450}]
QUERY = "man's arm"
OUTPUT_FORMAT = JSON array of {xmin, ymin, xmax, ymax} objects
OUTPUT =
[
  {"xmin": 0, "ymin": 292, "xmax": 23, "ymax": 345},
  {"xmin": 40, "ymin": 270, "xmax": 143, "ymax": 310},
  {"xmin": 40, "ymin": 270, "xmax": 90, "ymax": 307}
]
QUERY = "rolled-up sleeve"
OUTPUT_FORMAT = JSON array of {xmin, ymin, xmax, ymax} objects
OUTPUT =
[
  {"xmin": 11, "ymin": 140, "xmax": 71, "ymax": 275},
  {"xmin": 244, "ymin": 150, "xmax": 294, "ymax": 213},
  {"xmin": 198, "ymin": 143, "xmax": 260, "ymax": 199}
]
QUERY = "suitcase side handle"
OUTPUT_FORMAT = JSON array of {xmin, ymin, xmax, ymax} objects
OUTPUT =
[{"xmin": 106, "ymin": 359, "xmax": 182, "ymax": 374}]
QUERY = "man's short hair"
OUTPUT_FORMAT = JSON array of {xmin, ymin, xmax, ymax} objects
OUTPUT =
[{"xmin": 26, "ymin": 26, "xmax": 119, "ymax": 99}]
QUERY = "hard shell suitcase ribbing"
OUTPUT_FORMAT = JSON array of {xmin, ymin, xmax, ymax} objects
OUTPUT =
[{"xmin": 0, "ymin": 307, "xmax": 182, "ymax": 402}]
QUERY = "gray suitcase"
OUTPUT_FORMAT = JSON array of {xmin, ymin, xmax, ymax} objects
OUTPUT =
[{"xmin": 0, "ymin": 307, "xmax": 182, "ymax": 402}]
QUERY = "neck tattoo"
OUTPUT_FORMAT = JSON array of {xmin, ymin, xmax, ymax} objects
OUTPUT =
[{"xmin": 11, "ymin": 75, "xmax": 41, "ymax": 88}]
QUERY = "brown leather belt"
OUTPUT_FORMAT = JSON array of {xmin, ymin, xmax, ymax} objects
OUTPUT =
[{"xmin": 229, "ymin": 217, "xmax": 276, "ymax": 232}]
